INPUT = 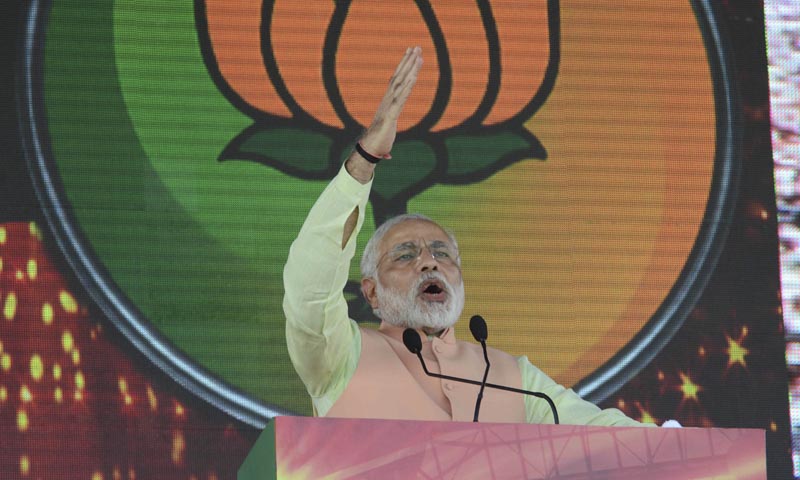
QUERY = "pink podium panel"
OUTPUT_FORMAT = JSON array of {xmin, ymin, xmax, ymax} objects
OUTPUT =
[{"xmin": 239, "ymin": 416, "xmax": 765, "ymax": 479}]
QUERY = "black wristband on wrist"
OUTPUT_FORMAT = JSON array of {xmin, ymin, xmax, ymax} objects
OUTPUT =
[{"xmin": 355, "ymin": 142, "xmax": 383, "ymax": 164}]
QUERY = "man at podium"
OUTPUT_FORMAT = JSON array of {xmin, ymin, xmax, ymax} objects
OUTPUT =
[{"xmin": 283, "ymin": 47, "xmax": 652, "ymax": 427}]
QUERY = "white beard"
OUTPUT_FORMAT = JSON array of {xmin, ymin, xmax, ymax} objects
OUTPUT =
[{"xmin": 374, "ymin": 271, "xmax": 465, "ymax": 331}]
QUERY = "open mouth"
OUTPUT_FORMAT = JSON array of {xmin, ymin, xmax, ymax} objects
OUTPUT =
[{"xmin": 419, "ymin": 279, "xmax": 447, "ymax": 302}]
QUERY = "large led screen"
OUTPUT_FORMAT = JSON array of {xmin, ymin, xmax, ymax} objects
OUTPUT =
[
  {"xmin": 1, "ymin": 0, "xmax": 792, "ymax": 477},
  {"xmin": 23, "ymin": 0, "xmax": 734, "ymax": 419}
]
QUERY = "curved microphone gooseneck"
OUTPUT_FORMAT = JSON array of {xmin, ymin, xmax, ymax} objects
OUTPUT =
[
  {"xmin": 402, "ymin": 325, "xmax": 560, "ymax": 424},
  {"xmin": 469, "ymin": 315, "xmax": 490, "ymax": 422}
]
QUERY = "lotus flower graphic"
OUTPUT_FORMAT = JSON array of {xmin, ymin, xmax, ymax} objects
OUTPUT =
[{"xmin": 197, "ymin": 0, "xmax": 558, "ymax": 221}]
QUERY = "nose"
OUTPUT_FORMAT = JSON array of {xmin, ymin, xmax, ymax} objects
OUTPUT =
[{"xmin": 417, "ymin": 249, "xmax": 438, "ymax": 271}]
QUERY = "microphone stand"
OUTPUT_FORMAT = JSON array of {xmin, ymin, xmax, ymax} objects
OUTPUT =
[
  {"xmin": 410, "ymin": 349, "xmax": 560, "ymax": 425},
  {"xmin": 471, "ymin": 315, "xmax": 490, "ymax": 422},
  {"xmin": 474, "ymin": 342, "xmax": 490, "ymax": 422}
]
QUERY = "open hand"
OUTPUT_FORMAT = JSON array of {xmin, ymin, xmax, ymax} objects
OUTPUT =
[{"xmin": 360, "ymin": 46, "xmax": 423, "ymax": 158}]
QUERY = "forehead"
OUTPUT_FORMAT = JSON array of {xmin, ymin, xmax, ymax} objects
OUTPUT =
[{"xmin": 379, "ymin": 219, "xmax": 452, "ymax": 252}]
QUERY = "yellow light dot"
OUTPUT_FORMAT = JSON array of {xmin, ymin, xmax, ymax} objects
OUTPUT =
[
  {"xmin": 53, "ymin": 363, "xmax": 61, "ymax": 380},
  {"xmin": 20, "ymin": 455, "xmax": 30, "ymax": 476},
  {"xmin": 74, "ymin": 390, "xmax": 83, "ymax": 401},
  {"xmin": 54, "ymin": 387, "xmax": 63, "ymax": 403},
  {"xmin": 17, "ymin": 410, "xmax": 29, "ymax": 432},
  {"xmin": 0, "ymin": 386, "xmax": 7, "ymax": 401},
  {"xmin": 124, "ymin": 393, "xmax": 133, "ymax": 406},
  {"xmin": 59, "ymin": 291, "xmax": 78, "ymax": 314},
  {"xmin": 0, "ymin": 257, "xmax": 3, "ymax": 273},
  {"xmin": 770, "ymin": 421, "xmax": 777, "ymax": 432},
  {"xmin": 0, "ymin": 339, "xmax": 3, "ymax": 352},
  {"xmin": 27, "ymin": 259, "xmax": 37, "ymax": 281},
  {"xmin": 42, "ymin": 303, "xmax": 53, "ymax": 325},
  {"xmin": 15, "ymin": 270, "xmax": 23, "ymax": 280},
  {"xmin": 147, "ymin": 386, "xmax": 158, "ymax": 412},
  {"xmin": 20, "ymin": 385, "xmax": 32, "ymax": 403},
  {"xmin": 0, "ymin": 227, "xmax": 5, "ymax": 244},
  {"xmin": 75, "ymin": 371, "xmax": 85, "ymax": 390},
  {"xmin": 29, "ymin": 222, "xmax": 41, "ymax": 239},
  {"xmin": 29, "ymin": 355, "xmax": 43, "ymax": 381},
  {"xmin": 4, "ymin": 292, "xmax": 17, "ymax": 320},
  {"xmin": 679, "ymin": 372, "xmax": 701, "ymax": 402},
  {"xmin": 172, "ymin": 430, "xmax": 185, "ymax": 465},
  {"xmin": 71, "ymin": 349, "xmax": 80, "ymax": 365},
  {"xmin": 2, "ymin": 353, "xmax": 11, "ymax": 371},
  {"xmin": 726, "ymin": 335, "xmax": 749, "ymax": 368},
  {"xmin": 92, "ymin": 472, "xmax": 103, "ymax": 480},
  {"xmin": 640, "ymin": 410, "xmax": 656, "ymax": 424},
  {"xmin": 118, "ymin": 378, "xmax": 128, "ymax": 393},
  {"xmin": 175, "ymin": 401, "xmax": 185, "ymax": 417},
  {"xmin": 62, "ymin": 331, "xmax": 74, "ymax": 353}
]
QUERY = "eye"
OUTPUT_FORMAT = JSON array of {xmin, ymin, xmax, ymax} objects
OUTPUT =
[
  {"xmin": 394, "ymin": 253, "xmax": 416, "ymax": 262},
  {"xmin": 432, "ymin": 250, "xmax": 450, "ymax": 258}
]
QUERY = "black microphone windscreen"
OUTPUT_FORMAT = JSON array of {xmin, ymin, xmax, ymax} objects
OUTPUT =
[
  {"xmin": 470, "ymin": 315, "xmax": 488, "ymax": 342},
  {"xmin": 402, "ymin": 328, "xmax": 423, "ymax": 354}
]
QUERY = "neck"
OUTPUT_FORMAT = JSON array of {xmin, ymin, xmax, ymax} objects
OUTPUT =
[{"xmin": 422, "ymin": 326, "xmax": 446, "ymax": 337}]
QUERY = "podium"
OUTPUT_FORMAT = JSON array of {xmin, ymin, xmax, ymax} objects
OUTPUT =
[{"xmin": 239, "ymin": 416, "xmax": 765, "ymax": 479}]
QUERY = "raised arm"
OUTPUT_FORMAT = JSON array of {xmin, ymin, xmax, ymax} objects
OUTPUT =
[
  {"xmin": 341, "ymin": 47, "xmax": 423, "ymax": 246},
  {"xmin": 344, "ymin": 46, "xmax": 423, "ymax": 184},
  {"xmin": 283, "ymin": 47, "xmax": 422, "ymax": 410}
]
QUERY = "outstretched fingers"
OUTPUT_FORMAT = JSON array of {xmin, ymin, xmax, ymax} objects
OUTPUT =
[
  {"xmin": 391, "ymin": 47, "xmax": 414, "ymax": 82},
  {"xmin": 395, "ymin": 55, "xmax": 422, "ymax": 102},
  {"xmin": 387, "ymin": 49, "xmax": 422, "ymax": 114},
  {"xmin": 359, "ymin": 47, "xmax": 423, "ymax": 157},
  {"xmin": 391, "ymin": 46, "xmax": 422, "ymax": 89}
]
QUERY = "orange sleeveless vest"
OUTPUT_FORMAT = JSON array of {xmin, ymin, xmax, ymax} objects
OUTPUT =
[{"xmin": 325, "ymin": 323, "xmax": 527, "ymax": 423}]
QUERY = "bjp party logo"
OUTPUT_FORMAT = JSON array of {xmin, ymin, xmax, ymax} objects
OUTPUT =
[
  {"xmin": 21, "ymin": 0, "xmax": 737, "ymax": 424},
  {"xmin": 198, "ymin": 0, "xmax": 555, "ymax": 222}
]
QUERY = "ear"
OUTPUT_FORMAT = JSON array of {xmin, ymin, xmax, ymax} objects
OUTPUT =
[{"xmin": 361, "ymin": 277, "xmax": 379, "ymax": 309}]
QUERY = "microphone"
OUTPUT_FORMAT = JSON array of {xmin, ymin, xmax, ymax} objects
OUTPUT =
[
  {"xmin": 470, "ymin": 315, "xmax": 490, "ymax": 422},
  {"xmin": 469, "ymin": 314, "xmax": 488, "ymax": 342},
  {"xmin": 402, "ymin": 327, "xmax": 560, "ymax": 424},
  {"xmin": 402, "ymin": 328, "xmax": 423, "ymax": 354}
]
